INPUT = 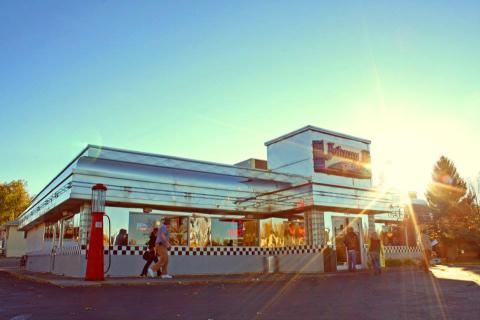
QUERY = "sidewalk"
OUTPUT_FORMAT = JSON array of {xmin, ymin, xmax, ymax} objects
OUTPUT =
[
  {"xmin": 1, "ymin": 266, "xmax": 356, "ymax": 288},
  {"xmin": 0, "ymin": 262, "xmax": 422, "ymax": 288}
]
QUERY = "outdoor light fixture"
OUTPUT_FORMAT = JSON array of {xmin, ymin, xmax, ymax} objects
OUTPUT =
[{"xmin": 91, "ymin": 184, "xmax": 107, "ymax": 213}]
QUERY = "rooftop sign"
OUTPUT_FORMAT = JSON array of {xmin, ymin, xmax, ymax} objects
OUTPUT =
[{"xmin": 312, "ymin": 140, "xmax": 371, "ymax": 179}]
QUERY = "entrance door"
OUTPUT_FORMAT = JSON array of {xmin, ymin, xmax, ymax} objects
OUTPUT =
[{"xmin": 332, "ymin": 216, "xmax": 363, "ymax": 270}]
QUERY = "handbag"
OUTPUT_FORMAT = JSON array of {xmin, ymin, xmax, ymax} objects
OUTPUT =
[{"xmin": 142, "ymin": 250, "xmax": 154, "ymax": 261}]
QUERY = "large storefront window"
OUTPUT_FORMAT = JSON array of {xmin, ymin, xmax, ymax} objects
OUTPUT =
[
  {"xmin": 260, "ymin": 218, "xmax": 305, "ymax": 247},
  {"xmin": 211, "ymin": 219, "xmax": 258, "ymax": 246},
  {"xmin": 123, "ymin": 211, "xmax": 189, "ymax": 246}
]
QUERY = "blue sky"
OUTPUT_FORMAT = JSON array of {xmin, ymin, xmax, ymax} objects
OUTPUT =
[{"xmin": 1, "ymin": 1, "xmax": 479, "ymax": 196}]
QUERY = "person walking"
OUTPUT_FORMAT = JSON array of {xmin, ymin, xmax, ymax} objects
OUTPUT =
[
  {"xmin": 148, "ymin": 218, "xmax": 173, "ymax": 279},
  {"xmin": 140, "ymin": 228, "xmax": 160, "ymax": 277},
  {"xmin": 344, "ymin": 227, "xmax": 359, "ymax": 272},
  {"xmin": 368, "ymin": 231, "xmax": 382, "ymax": 275}
]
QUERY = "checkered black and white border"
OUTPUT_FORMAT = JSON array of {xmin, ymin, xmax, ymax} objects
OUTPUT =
[{"xmin": 79, "ymin": 245, "xmax": 325, "ymax": 256}]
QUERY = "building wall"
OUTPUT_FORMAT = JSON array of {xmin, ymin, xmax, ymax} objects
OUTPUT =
[
  {"xmin": 25, "ymin": 247, "xmax": 419, "ymax": 277},
  {"xmin": 266, "ymin": 128, "xmax": 372, "ymax": 189},
  {"xmin": 27, "ymin": 244, "xmax": 326, "ymax": 277},
  {"xmin": 5, "ymin": 225, "xmax": 27, "ymax": 257},
  {"xmin": 279, "ymin": 253, "xmax": 324, "ymax": 273},
  {"xmin": 267, "ymin": 130, "xmax": 313, "ymax": 175},
  {"xmin": 26, "ymin": 254, "xmax": 51, "ymax": 273},
  {"xmin": 52, "ymin": 255, "xmax": 85, "ymax": 277},
  {"xmin": 104, "ymin": 255, "xmax": 266, "ymax": 277},
  {"xmin": 104, "ymin": 254, "xmax": 324, "ymax": 276},
  {"xmin": 309, "ymin": 131, "xmax": 371, "ymax": 188},
  {"xmin": 26, "ymin": 224, "xmax": 45, "ymax": 253}
]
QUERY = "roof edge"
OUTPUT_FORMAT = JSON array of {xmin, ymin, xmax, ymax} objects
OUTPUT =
[
  {"xmin": 264, "ymin": 125, "xmax": 371, "ymax": 146},
  {"xmin": 19, "ymin": 145, "xmax": 91, "ymax": 219},
  {"xmin": 86, "ymin": 145, "xmax": 306, "ymax": 179}
]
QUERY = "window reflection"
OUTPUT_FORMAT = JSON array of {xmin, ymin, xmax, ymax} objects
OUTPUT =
[
  {"xmin": 189, "ymin": 217, "xmax": 211, "ymax": 247},
  {"xmin": 105, "ymin": 207, "xmax": 130, "ymax": 245},
  {"xmin": 98, "ymin": 206, "xmax": 313, "ymax": 249},
  {"xmin": 126, "ymin": 213, "xmax": 188, "ymax": 246},
  {"xmin": 62, "ymin": 214, "xmax": 80, "ymax": 245},
  {"xmin": 128, "ymin": 212, "xmax": 162, "ymax": 245},
  {"xmin": 211, "ymin": 219, "xmax": 258, "ymax": 247},
  {"xmin": 168, "ymin": 216, "xmax": 188, "ymax": 246},
  {"xmin": 260, "ymin": 218, "xmax": 305, "ymax": 247},
  {"xmin": 44, "ymin": 222, "xmax": 60, "ymax": 240}
]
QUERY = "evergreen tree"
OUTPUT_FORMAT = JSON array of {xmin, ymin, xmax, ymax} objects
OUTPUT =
[{"xmin": 426, "ymin": 157, "xmax": 480, "ymax": 247}]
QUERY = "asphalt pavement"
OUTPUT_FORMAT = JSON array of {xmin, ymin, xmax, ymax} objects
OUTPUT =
[{"xmin": 1, "ymin": 263, "xmax": 479, "ymax": 320}]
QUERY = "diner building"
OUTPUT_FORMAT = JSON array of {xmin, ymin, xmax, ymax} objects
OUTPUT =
[{"xmin": 19, "ymin": 125, "xmax": 399, "ymax": 277}]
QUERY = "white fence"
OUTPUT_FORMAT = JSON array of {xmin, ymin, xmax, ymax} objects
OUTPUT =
[{"xmin": 384, "ymin": 246, "xmax": 422, "ymax": 260}]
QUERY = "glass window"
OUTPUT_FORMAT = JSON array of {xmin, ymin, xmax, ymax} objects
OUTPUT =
[
  {"xmin": 242, "ymin": 220, "xmax": 259, "ymax": 246},
  {"xmin": 127, "ymin": 213, "xmax": 188, "ymax": 246},
  {"xmin": 128, "ymin": 212, "xmax": 162, "ymax": 245},
  {"xmin": 44, "ymin": 222, "xmax": 60, "ymax": 240},
  {"xmin": 211, "ymin": 219, "xmax": 238, "ymax": 246},
  {"xmin": 105, "ymin": 206, "xmax": 130, "ymax": 245},
  {"xmin": 189, "ymin": 216, "xmax": 211, "ymax": 247},
  {"xmin": 168, "ymin": 216, "xmax": 188, "ymax": 246},
  {"xmin": 284, "ymin": 220, "xmax": 305, "ymax": 246},
  {"xmin": 211, "ymin": 219, "xmax": 258, "ymax": 246},
  {"xmin": 260, "ymin": 218, "xmax": 305, "ymax": 247},
  {"xmin": 62, "ymin": 214, "xmax": 80, "ymax": 245}
]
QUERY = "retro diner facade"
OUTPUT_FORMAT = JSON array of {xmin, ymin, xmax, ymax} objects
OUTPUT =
[{"xmin": 18, "ymin": 126, "xmax": 397, "ymax": 277}]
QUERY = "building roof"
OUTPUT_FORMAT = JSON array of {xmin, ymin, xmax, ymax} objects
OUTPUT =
[
  {"xmin": 2, "ymin": 220, "xmax": 19, "ymax": 227},
  {"xmin": 18, "ymin": 144, "xmax": 312, "ymax": 229},
  {"xmin": 264, "ymin": 125, "xmax": 371, "ymax": 146}
]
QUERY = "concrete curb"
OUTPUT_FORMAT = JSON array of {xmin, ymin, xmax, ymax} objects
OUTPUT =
[{"xmin": 1, "ymin": 268, "xmax": 57, "ymax": 287}]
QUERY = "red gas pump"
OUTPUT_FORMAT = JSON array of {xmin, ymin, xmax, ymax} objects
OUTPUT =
[{"xmin": 85, "ymin": 184, "xmax": 107, "ymax": 281}]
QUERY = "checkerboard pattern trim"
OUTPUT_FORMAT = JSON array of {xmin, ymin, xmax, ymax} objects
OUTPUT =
[
  {"xmin": 384, "ymin": 246, "xmax": 421, "ymax": 254},
  {"xmin": 79, "ymin": 245, "xmax": 325, "ymax": 256}
]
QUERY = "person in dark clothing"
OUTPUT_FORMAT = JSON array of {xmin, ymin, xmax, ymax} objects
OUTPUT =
[
  {"xmin": 114, "ymin": 229, "xmax": 128, "ymax": 246},
  {"xmin": 368, "ymin": 231, "xmax": 381, "ymax": 275},
  {"xmin": 344, "ymin": 227, "xmax": 359, "ymax": 272},
  {"xmin": 140, "ymin": 228, "xmax": 160, "ymax": 277}
]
